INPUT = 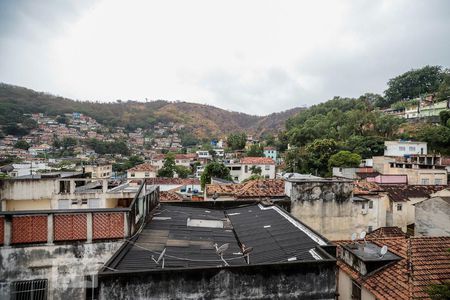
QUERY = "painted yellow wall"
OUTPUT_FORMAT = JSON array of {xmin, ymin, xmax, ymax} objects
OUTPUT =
[{"xmin": 5, "ymin": 199, "xmax": 52, "ymax": 211}]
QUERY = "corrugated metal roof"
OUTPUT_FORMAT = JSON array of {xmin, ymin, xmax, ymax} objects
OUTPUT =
[{"xmin": 105, "ymin": 203, "xmax": 328, "ymax": 272}]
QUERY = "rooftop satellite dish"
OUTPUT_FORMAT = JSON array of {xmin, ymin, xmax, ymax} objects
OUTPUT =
[
  {"xmin": 379, "ymin": 245, "xmax": 388, "ymax": 258},
  {"xmin": 152, "ymin": 248, "xmax": 166, "ymax": 269},
  {"xmin": 351, "ymin": 233, "xmax": 357, "ymax": 241},
  {"xmin": 241, "ymin": 244, "xmax": 253, "ymax": 264},
  {"xmin": 215, "ymin": 243, "xmax": 229, "ymax": 255},
  {"xmin": 359, "ymin": 231, "xmax": 366, "ymax": 239},
  {"xmin": 214, "ymin": 243, "xmax": 230, "ymax": 266}
]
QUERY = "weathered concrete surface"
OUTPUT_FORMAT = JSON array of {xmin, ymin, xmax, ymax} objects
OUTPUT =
[
  {"xmin": 0, "ymin": 241, "xmax": 123, "ymax": 300},
  {"xmin": 99, "ymin": 261, "xmax": 336, "ymax": 300},
  {"xmin": 287, "ymin": 180, "xmax": 354, "ymax": 240},
  {"xmin": 415, "ymin": 197, "xmax": 450, "ymax": 236}
]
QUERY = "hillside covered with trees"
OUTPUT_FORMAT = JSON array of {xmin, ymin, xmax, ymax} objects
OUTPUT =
[
  {"xmin": 282, "ymin": 65, "xmax": 450, "ymax": 176},
  {"xmin": 0, "ymin": 83, "xmax": 303, "ymax": 139}
]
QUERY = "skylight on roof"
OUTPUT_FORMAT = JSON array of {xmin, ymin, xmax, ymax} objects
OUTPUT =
[{"xmin": 187, "ymin": 218, "xmax": 224, "ymax": 228}]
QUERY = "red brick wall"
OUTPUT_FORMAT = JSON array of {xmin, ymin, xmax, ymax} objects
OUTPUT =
[
  {"xmin": 93, "ymin": 213, "xmax": 124, "ymax": 240},
  {"xmin": 54, "ymin": 214, "xmax": 87, "ymax": 241},
  {"xmin": 12, "ymin": 215, "xmax": 47, "ymax": 244},
  {"xmin": 0, "ymin": 216, "xmax": 4, "ymax": 245}
]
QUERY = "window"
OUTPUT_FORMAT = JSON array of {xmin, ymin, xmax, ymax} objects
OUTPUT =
[
  {"xmin": 81, "ymin": 199, "xmax": 88, "ymax": 206},
  {"xmin": 361, "ymin": 203, "xmax": 365, "ymax": 209},
  {"xmin": 351, "ymin": 280, "xmax": 361, "ymax": 300},
  {"xmin": 435, "ymin": 179, "xmax": 442, "ymax": 185},
  {"xmin": 421, "ymin": 178, "xmax": 429, "ymax": 185},
  {"xmin": 397, "ymin": 203, "xmax": 403, "ymax": 211},
  {"xmin": 71, "ymin": 199, "xmax": 79, "ymax": 206},
  {"xmin": 245, "ymin": 166, "xmax": 248, "ymax": 173},
  {"xmin": 409, "ymin": 146, "xmax": 416, "ymax": 151},
  {"xmin": 11, "ymin": 279, "xmax": 48, "ymax": 300},
  {"xmin": 265, "ymin": 165, "xmax": 270, "ymax": 170},
  {"xmin": 368, "ymin": 226, "xmax": 373, "ymax": 232},
  {"xmin": 369, "ymin": 201, "xmax": 373, "ymax": 209},
  {"xmin": 130, "ymin": 172, "xmax": 135, "ymax": 177},
  {"xmin": 399, "ymin": 146, "xmax": 406, "ymax": 151},
  {"xmin": 145, "ymin": 172, "xmax": 150, "ymax": 177}
]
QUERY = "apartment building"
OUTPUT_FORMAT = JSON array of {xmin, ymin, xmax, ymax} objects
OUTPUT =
[{"xmin": 226, "ymin": 157, "xmax": 276, "ymax": 182}]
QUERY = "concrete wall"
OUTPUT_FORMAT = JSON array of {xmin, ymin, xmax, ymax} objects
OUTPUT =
[
  {"xmin": 338, "ymin": 268, "xmax": 376, "ymax": 300},
  {"xmin": 0, "ymin": 179, "xmax": 56, "ymax": 201},
  {"xmin": 288, "ymin": 180, "xmax": 354, "ymax": 240},
  {"xmin": 415, "ymin": 197, "xmax": 450, "ymax": 236},
  {"xmin": 384, "ymin": 141, "xmax": 427, "ymax": 156},
  {"xmin": 99, "ymin": 261, "xmax": 336, "ymax": 300},
  {"xmin": 0, "ymin": 241, "xmax": 123, "ymax": 300}
]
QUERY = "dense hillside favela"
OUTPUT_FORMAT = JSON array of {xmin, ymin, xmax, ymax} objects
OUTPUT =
[{"xmin": 1, "ymin": 66, "xmax": 450, "ymax": 299}]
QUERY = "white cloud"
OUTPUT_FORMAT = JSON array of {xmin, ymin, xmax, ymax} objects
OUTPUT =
[{"xmin": 1, "ymin": 0, "xmax": 449, "ymax": 115}]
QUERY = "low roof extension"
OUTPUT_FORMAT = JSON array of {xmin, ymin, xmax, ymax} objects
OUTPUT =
[{"xmin": 100, "ymin": 202, "xmax": 334, "ymax": 273}]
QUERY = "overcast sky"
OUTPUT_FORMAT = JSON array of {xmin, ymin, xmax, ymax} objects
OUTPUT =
[{"xmin": 1, "ymin": 0, "xmax": 449, "ymax": 115}]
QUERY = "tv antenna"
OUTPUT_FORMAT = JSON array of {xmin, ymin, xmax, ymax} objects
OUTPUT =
[
  {"xmin": 241, "ymin": 244, "xmax": 253, "ymax": 264},
  {"xmin": 379, "ymin": 245, "xmax": 388, "ymax": 259},
  {"xmin": 152, "ymin": 248, "xmax": 166, "ymax": 269},
  {"xmin": 214, "ymin": 243, "xmax": 230, "ymax": 266}
]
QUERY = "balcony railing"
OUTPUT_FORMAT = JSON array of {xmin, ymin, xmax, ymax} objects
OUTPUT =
[{"xmin": 0, "ymin": 180, "xmax": 159, "ymax": 246}]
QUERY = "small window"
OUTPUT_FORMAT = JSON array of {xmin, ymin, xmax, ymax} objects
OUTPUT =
[
  {"xmin": 421, "ymin": 178, "xmax": 429, "ymax": 185},
  {"xmin": 397, "ymin": 203, "xmax": 403, "ymax": 211},
  {"xmin": 369, "ymin": 201, "xmax": 373, "ymax": 209},
  {"xmin": 399, "ymin": 146, "xmax": 406, "ymax": 151},
  {"xmin": 11, "ymin": 279, "xmax": 48, "ymax": 299},
  {"xmin": 145, "ymin": 172, "xmax": 150, "ymax": 177},
  {"xmin": 409, "ymin": 146, "xmax": 416, "ymax": 151},
  {"xmin": 71, "ymin": 199, "xmax": 79, "ymax": 206},
  {"xmin": 245, "ymin": 166, "xmax": 248, "ymax": 173},
  {"xmin": 361, "ymin": 203, "xmax": 365, "ymax": 209},
  {"xmin": 81, "ymin": 199, "xmax": 88, "ymax": 205},
  {"xmin": 435, "ymin": 179, "xmax": 442, "ymax": 185},
  {"xmin": 265, "ymin": 165, "xmax": 270, "ymax": 170},
  {"xmin": 368, "ymin": 226, "xmax": 373, "ymax": 232},
  {"xmin": 351, "ymin": 280, "xmax": 361, "ymax": 300},
  {"xmin": 130, "ymin": 173, "xmax": 135, "ymax": 177}
]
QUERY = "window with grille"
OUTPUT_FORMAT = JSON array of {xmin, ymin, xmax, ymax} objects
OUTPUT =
[
  {"xmin": 351, "ymin": 280, "xmax": 361, "ymax": 300},
  {"xmin": 11, "ymin": 279, "xmax": 48, "ymax": 300}
]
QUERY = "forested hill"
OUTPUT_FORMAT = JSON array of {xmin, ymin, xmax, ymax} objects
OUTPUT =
[{"xmin": 0, "ymin": 83, "xmax": 304, "ymax": 138}]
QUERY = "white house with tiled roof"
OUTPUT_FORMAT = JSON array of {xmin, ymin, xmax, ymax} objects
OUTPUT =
[
  {"xmin": 226, "ymin": 157, "xmax": 275, "ymax": 182},
  {"xmin": 126, "ymin": 163, "xmax": 157, "ymax": 179}
]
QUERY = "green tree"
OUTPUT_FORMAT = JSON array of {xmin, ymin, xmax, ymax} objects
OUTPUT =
[
  {"xmin": 200, "ymin": 162, "xmax": 232, "ymax": 188},
  {"xmin": 427, "ymin": 281, "xmax": 450, "ymax": 300},
  {"xmin": 157, "ymin": 153, "xmax": 176, "ymax": 177},
  {"xmin": 246, "ymin": 144, "xmax": 264, "ymax": 157},
  {"xmin": 304, "ymin": 139, "xmax": 340, "ymax": 176},
  {"xmin": 175, "ymin": 165, "xmax": 191, "ymax": 178},
  {"xmin": 328, "ymin": 151, "xmax": 361, "ymax": 170},
  {"xmin": 414, "ymin": 125, "xmax": 450, "ymax": 155},
  {"xmin": 242, "ymin": 174, "xmax": 263, "ymax": 183},
  {"xmin": 14, "ymin": 140, "xmax": 30, "ymax": 150},
  {"xmin": 384, "ymin": 65, "xmax": 447, "ymax": 106},
  {"xmin": 250, "ymin": 166, "xmax": 262, "ymax": 175},
  {"xmin": 345, "ymin": 135, "xmax": 385, "ymax": 158},
  {"xmin": 227, "ymin": 132, "xmax": 247, "ymax": 150},
  {"xmin": 439, "ymin": 110, "xmax": 450, "ymax": 127}
]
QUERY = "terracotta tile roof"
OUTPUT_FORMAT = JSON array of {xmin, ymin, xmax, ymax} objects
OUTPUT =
[
  {"xmin": 353, "ymin": 181, "xmax": 448, "ymax": 202},
  {"xmin": 159, "ymin": 191, "xmax": 184, "ymax": 201},
  {"xmin": 367, "ymin": 227, "xmax": 408, "ymax": 238},
  {"xmin": 127, "ymin": 163, "xmax": 157, "ymax": 172},
  {"xmin": 147, "ymin": 177, "xmax": 200, "ymax": 185},
  {"xmin": 240, "ymin": 157, "xmax": 275, "ymax": 165},
  {"xmin": 335, "ymin": 235, "xmax": 450, "ymax": 300},
  {"xmin": 353, "ymin": 181, "xmax": 383, "ymax": 195},
  {"xmin": 263, "ymin": 146, "xmax": 276, "ymax": 151},
  {"xmin": 205, "ymin": 179, "xmax": 285, "ymax": 199},
  {"xmin": 381, "ymin": 185, "xmax": 447, "ymax": 202}
]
